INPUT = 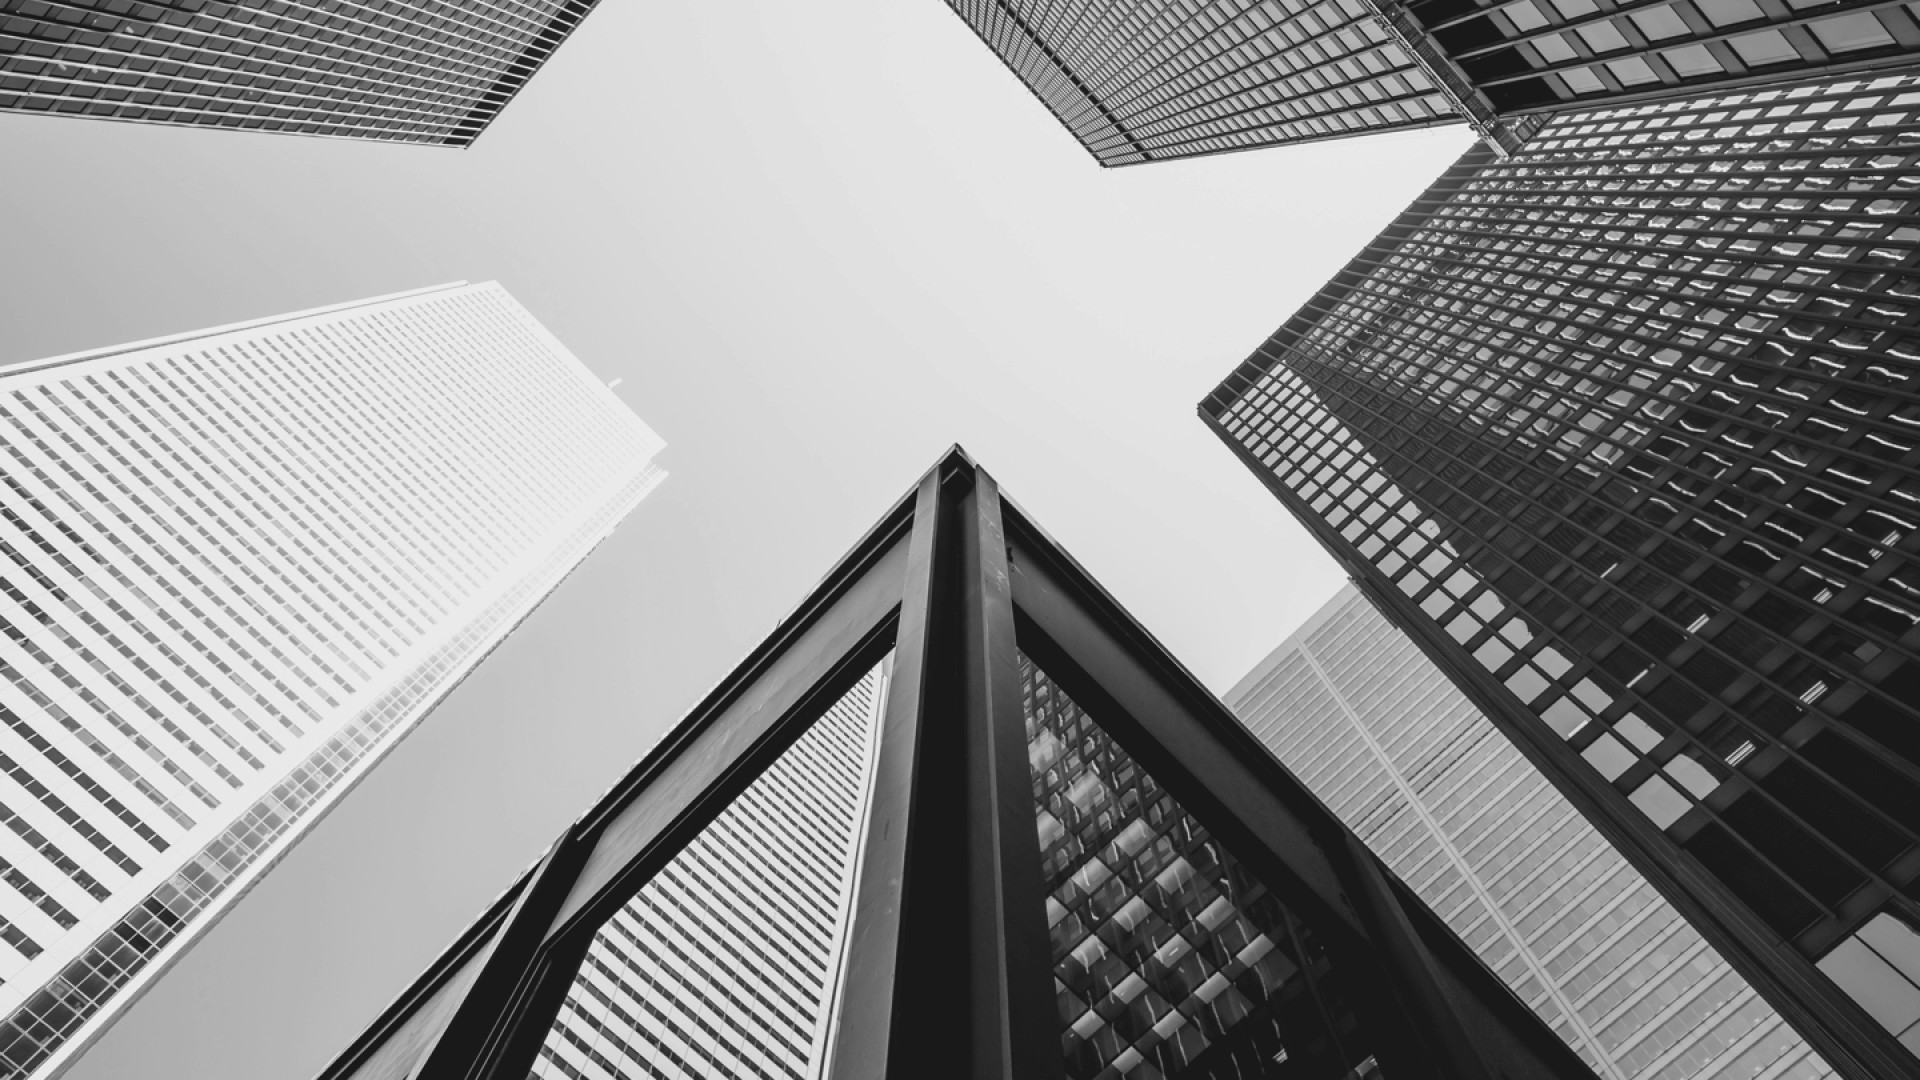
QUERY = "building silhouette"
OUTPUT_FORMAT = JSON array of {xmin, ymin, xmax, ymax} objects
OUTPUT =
[
  {"xmin": 1228, "ymin": 585, "xmax": 1831, "ymax": 1080},
  {"xmin": 1203, "ymin": 73, "xmax": 1920, "ymax": 1080},
  {"xmin": 0, "ymin": 282, "xmax": 664, "ymax": 1078},
  {"xmin": 0, "ymin": 0, "xmax": 601, "ymax": 144},
  {"xmin": 316, "ymin": 448, "xmax": 1601, "ymax": 1080},
  {"xmin": 941, "ymin": 0, "xmax": 1920, "ymax": 162}
]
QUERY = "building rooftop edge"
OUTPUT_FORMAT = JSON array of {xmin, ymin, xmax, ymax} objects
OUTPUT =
[
  {"xmin": 1, "ymin": 281, "xmax": 473, "ymax": 377},
  {"xmin": 1222, "ymin": 581, "xmax": 1365, "ymax": 707}
]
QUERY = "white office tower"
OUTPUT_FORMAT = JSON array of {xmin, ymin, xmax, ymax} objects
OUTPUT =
[
  {"xmin": 0, "ymin": 282, "xmax": 666, "ymax": 1079},
  {"xmin": 1226, "ymin": 586, "xmax": 1830, "ymax": 1080},
  {"xmin": 531, "ymin": 665, "xmax": 885, "ymax": 1080}
]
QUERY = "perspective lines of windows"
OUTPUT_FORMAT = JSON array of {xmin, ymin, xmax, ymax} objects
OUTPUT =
[
  {"xmin": 1396, "ymin": 0, "xmax": 1920, "ymax": 115},
  {"xmin": 943, "ymin": 0, "xmax": 1460, "ymax": 165},
  {"xmin": 0, "ymin": 282, "xmax": 666, "ymax": 1080},
  {"xmin": 1205, "ymin": 72, "xmax": 1920, "ymax": 1074},
  {"xmin": 0, "ymin": 0, "xmax": 600, "ymax": 143},
  {"xmin": 1229, "ymin": 587, "xmax": 1833, "ymax": 1080}
]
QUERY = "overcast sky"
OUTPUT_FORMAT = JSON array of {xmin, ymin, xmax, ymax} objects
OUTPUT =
[{"xmin": 3, "ymin": 1, "xmax": 1472, "ymax": 1076}]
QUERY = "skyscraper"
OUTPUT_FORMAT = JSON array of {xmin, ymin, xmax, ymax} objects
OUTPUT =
[
  {"xmin": 941, "ymin": 0, "xmax": 1474, "ymax": 164},
  {"xmin": 0, "ymin": 280, "xmax": 665, "ymax": 1079},
  {"xmin": 0, "ymin": 0, "xmax": 599, "ymax": 144},
  {"xmin": 1228, "ymin": 585, "xmax": 1831, "ymax": 1080},
  {"xmin": 1201, "ymin": 72, "xmax": 1920, "ymax": 1079},
  {"xmin": 941, "ymin": 0, "xmax": 1920, "ymax": 163},
  {"xmin": 317, "ymin": 448, "xmax": 1600, "ymax": 1080}
]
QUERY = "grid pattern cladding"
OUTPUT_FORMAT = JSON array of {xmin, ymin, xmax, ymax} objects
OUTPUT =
[
  {"xmin": 0, "ymin": 281, "xmax": 665, "ymax": 1079},
  {"xmin": 531, "ymin": 665, "xmax": 886, "ymax": 1080},
  {"xmin": 1023, "ymin": 653, "xmax": 1389, "ymax": 1079},
  {"xmin": 1228, "ymin": 585, "xmax": 1832, "ymax": 1080},
  {"xmin": 1203, "ymin": 73, "xmax": 1920, "ymax": 1070},
  {"xmin": 942, "ymin": 0, "xmax": 1463, "ymax": 166},
  {"xmin": 1395, "ymin": 0, "xmax": 1920, "ymax": 117},
  {"xmin": 0, "ymin": 0, "xmax": 598, "ymax": 143}
]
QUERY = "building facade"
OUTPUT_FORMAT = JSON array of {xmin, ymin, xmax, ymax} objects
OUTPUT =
[
  {"xmin": 316, "ymin": 449, "xmax": 1599, "ymax": 1080},
  {"xmin": 0, "ymin": 281, "xmax": 665, "ymax": 1078},
  {"xmin": 1229, "ymin": 585, "xmax": 1830, "ymax": 1080},
  {"xmin": 530, "ymin": 664, "xmax": 885, "ymax": 1080},
  {"xmin": 1202, "ymin": 73, "xmax": 1920, "ymax": 1079},
  {"xmin": 941, "ymin": 0, "xmax": 1468, "ymax": 164},
  {"xmin": 941, "ymin": 0, "xmax": 1920, "ymax": 163},
  {"xmin": 0, "ymin": 0, "xmax": 600, "ymax": 144}
]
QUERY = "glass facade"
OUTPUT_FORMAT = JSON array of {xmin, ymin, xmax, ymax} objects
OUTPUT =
[
  {"xmin": 1203, "ymin": 72, "xmax": 1920, "ymax": 1071},
  {"xmin": 1228, "ymin": 585, "xmax": 1831, "ymax": 1079},
  {"xmin": 0, "ymin": 282, "xmax": 665, "ymax": 1079},
  {"xmin": 941, "ymin": 0, "xmax": 1920, "ymax": 162},
  {"xmin": 1391, "ymin": 0, "xmax": 1920, "ymax": 116},
  {"xmin": 532, "ymin": 665, "xmax": 885, "ymax": 1080},
  {"xmin": 1022, "ymin": 652, "xmax": 1386, "ymax": 1079},
  {"xmin": 940, "ymin": 0, "xmax": 1462, "ymax": 165},
  {"xmin": 0, "ymin": 0, "xmax": 598, "ymax": 144}
]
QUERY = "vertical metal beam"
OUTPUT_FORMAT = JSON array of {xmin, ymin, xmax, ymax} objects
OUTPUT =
[
  {"xmin": 958, "ymin": 471, "xmax": 1062, "ymax": 1080},
  {"xmin": 824, "ymin": 463, "xmax": 951, "ymax": 1080},
  {"xmin": 824, "ymin": 459, "xmax": 1062, "ymax": 1080}
]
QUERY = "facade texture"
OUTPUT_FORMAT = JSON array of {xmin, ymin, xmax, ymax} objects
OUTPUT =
[
  {"xmin": 941, "ymin": 0, "xmax": 1465, "ymax": 164},
  {"xmin": 530, "ymin": 665, "xmax": 885, "ymax": 1080},
  {"xmin": 1389, "ymin": 0, "xmax": 1920, "ymax": 120},
  {"xmin": 0, "ymin": 281, "xmax": 664, "ymax": 1078},
  {"xmin": 944, "ymin": 0, "xmax": 1920, "ymax": 163},
  {"xmin": 1202, "ymin": 73, "xmax": 1920, "ymax": 1078},
  {"xmin": 1228, "ymin": 585, "xmax": 1830, "ymax": 1080},
  {"xmin": 1024, "ymin": 653, "xmax": 1393, "ymax": 1078},
  {"xmin": 0, "ymin": 0, "xmax": 598, "ymax": 143}
]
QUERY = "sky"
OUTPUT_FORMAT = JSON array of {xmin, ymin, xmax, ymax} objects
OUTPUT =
[{"xmin": 1, "ymin": 1, "xmax": 1472, "ymax": 1076}]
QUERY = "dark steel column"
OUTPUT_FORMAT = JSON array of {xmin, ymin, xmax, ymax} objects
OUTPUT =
[
  {"xmin": 958, "ymin": 471, "xmax": 1063, "ymax": 1080},
  {"xmin": 824, "ymin": 463, "xmax": 952, "ymax": 1080},
  {"xmin": 825, "ymin": 459, "xmax": 1061, "ymax": 1080}
]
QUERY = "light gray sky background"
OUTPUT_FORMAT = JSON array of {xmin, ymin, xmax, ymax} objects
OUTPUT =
[{"xmin": 2, "ymin": 1, "xmax": 1472, "ymax": 1076}]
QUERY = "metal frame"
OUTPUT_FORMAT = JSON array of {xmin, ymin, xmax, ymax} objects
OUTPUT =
[{"xmin": 317, "ymin": 447, "xmax": 1598, "ymax": 1080}]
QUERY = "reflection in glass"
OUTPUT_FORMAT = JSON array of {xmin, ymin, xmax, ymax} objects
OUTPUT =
[{"xmin": 1021, "ymin": 654, "xmax": 1383, "ymax": 1079}]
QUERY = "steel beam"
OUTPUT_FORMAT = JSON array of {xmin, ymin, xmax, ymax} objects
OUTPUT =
[
  {"xmin": 1002, "ymin": 500, "xmax": 1597, "ymax": 1080},
  {"xmin": 315, "ymin": 448, "xmax": 1599, "ymax": 1080}
]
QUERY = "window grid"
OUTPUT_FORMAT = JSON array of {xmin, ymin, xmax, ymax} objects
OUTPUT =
[{"xmin": 1205, "ymin": 74, "xmax": 1920, "ymax": 1058}]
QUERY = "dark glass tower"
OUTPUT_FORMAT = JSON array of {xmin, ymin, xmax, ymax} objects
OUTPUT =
[
  {"xmin": 1202, "ymin": 73, "xmax": 1920, "ymax": 1080},
  {"xmin": 939, "ymin": 0, "xmax": 1473, "ymax": 163},
  {"xmin": 1386, "ymin": 0, "xmax": 1920, "ymax": 122},
  {"xmin": 315, "ymin": 449, "xmax": 1599, "ymax": 1080},
  {"xmin": 0, "ymin": 0, "xmax": 598, "ymax": 143},
  {"xmin": 941, "ymin": 0, "xmax": 1920, "ymax": 162}
]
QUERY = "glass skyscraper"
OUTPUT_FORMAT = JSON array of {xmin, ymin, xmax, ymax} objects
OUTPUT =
[
  {"xmin": 0, "ymin": 0, "xmax": 600, "ymax": 143},
  {"xmin": 0, "ymin": 281, "xmax": 664, "ymax": 1078},
  {"xmin": 940, "ymin": 0, "xmax": 1471, "ymax": 164},
  {"xmin": 1228, "ymin": 585, "xmax": 1830, "ymax": 1080},
  {"xmin": 1202, "ymin": 73, "xmax": 1920, "ymax": 1079},
  {"xmin": 940, "ymin": 0, "xmax": 1920, "ymax": 163}
]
